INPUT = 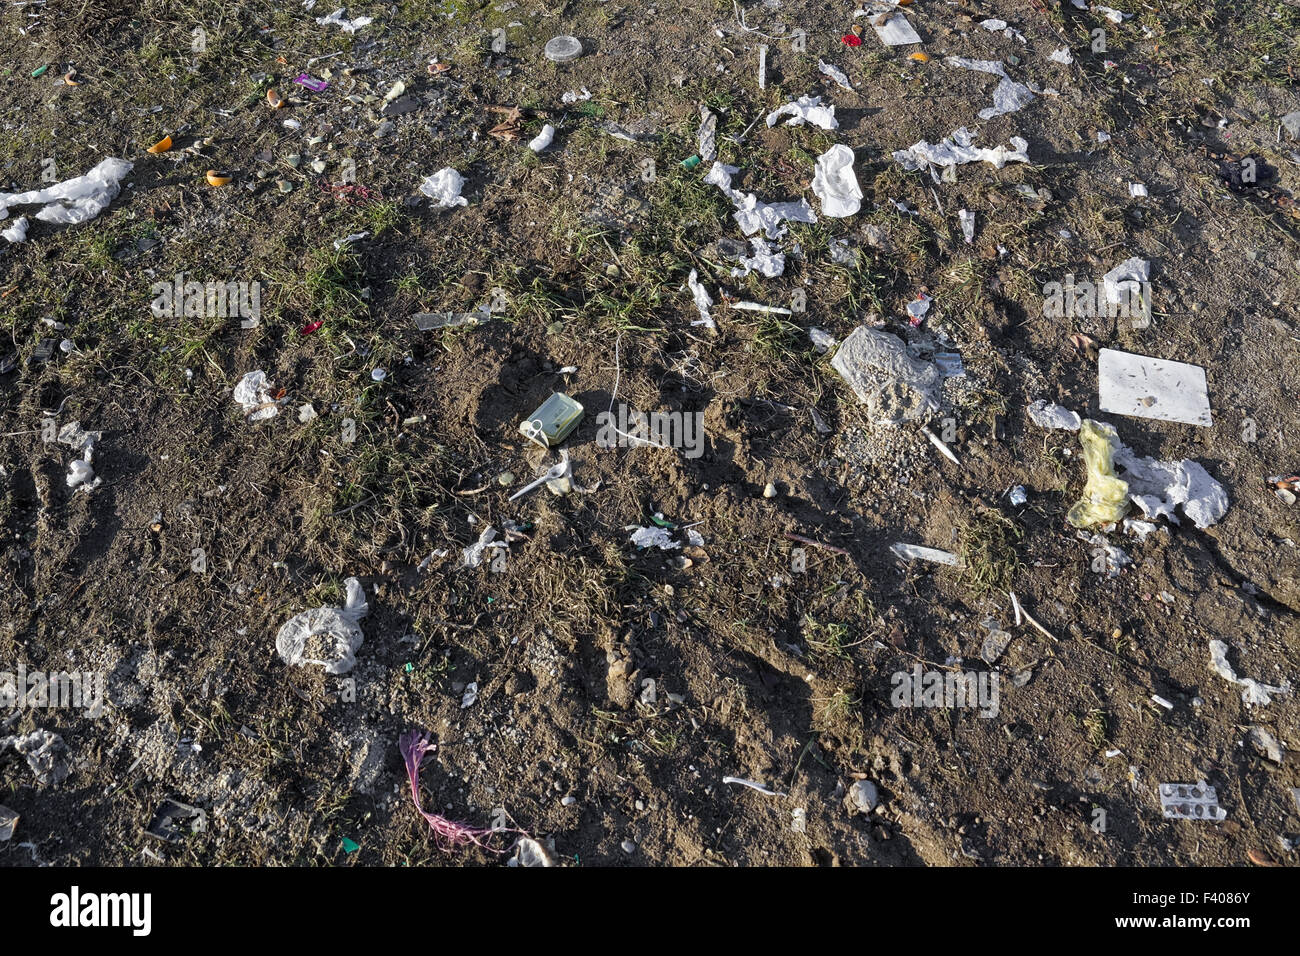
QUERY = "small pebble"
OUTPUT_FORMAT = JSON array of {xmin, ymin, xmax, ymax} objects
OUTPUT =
[
  {"xmin": 620, "ymin": 840, "xmax": 636, "ymax": 854},
  {"xmin": 498, "ymin": 471, "xmax": 515, "ymax": 486},
  {"xmin": 763, "ymin": 482, "xmax": 778, "ymax": 498}
]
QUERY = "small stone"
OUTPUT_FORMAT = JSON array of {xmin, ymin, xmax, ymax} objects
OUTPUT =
[
  {"xmin": 286, "ymin": 153, "xmax": 302, "ymax": 168},
  {"xmin": 850, "ymin": 779, "xmax": 879, "ymax": 813},
  {"xmin": 277, "ymin": 180, "xmax": 294, "ymax": 193},
  {"xmin": 620, "ymin": 839, "xmax": 636, "ymax": 854},
  {"xmin": 561, "ymin": 795, "xmax": 576, "ymax": 806},
  {"xmin": 763, "ymin": 482, "xmax": 778, "ymax": 498},
  {"xmin": 310, "ymin": 159, "xmax": 327, "ymax": 174},
  {"xmin": 498, "ymin": 471, "xmax": 515, "ymax": 486}
]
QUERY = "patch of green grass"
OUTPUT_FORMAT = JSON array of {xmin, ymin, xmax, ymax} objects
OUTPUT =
[{"xmin": 957, "ymin": 506, "xmax": 1023, "ymax": 594}]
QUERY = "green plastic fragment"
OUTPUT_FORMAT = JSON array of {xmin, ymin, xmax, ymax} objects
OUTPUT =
[
  {"xmin": 31, "ymin": 65, "xmax": 48, "ymax": 78},
  {"xmin": 341, "ymin": 837, "xmax": 359, "ymax": 853},
  {"xmin": 1066, "ymin": 419, "xmax": 1131, "ymax": 528},
  {"xmin": 681, "ymin": 155, "xmax": 701, "ymax": 169}
]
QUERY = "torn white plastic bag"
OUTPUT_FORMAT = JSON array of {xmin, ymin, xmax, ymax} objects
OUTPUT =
[
  {"xmin": 2, "ymin": 216, "xmax": 28, "ymax": 244},
  {"xmin": 945, "ymin": 58, "xmax": 1035, "ymax": 120},
  {"xmin": 1208, "ymin": 640, "xmax": 1290, "ymax": 707},
  {"xmin": 276, "ymin": 577, "xmax": 369, "ymax": 675},
  {"xmin": 1111, "ymin": 452, "xmax": 1228, "ymax": 528},
  {"xmin": 766, "ymin": 95, "xmax": 838, "ymax": 131},
  {"xmin": 811, "ymin": 144, "xmax": 862, "ymax": 218},
  {"xmin": 818, "ymin": 59, "xmax": 852, "ymax": 92},
  {"xmin": 0, "ymin": 157, "xmax": 132, "ymax": 227},
  {"xmin": 893, "ymin": 127, "xmax": 1029, "ymax": 173},
  {"xmin": 731, "ymin": 238, "xmax": 785, "ymax": 278},
  {"xmin": 1098, "ymin": 349, "xmax": 1212, "ymax": 427},
  {"xmin": 687, "ymin": 269, "xmax": 716, "ymax": 328},
  {"xmin": 419, "ymin": 168, "xmax": 468, "ymax": 207},
  {"xmin": 233, "ymin": 371, "xmax": 280, "ymax": 422},
  {"xmin": 315, "ymin": 7, "xmax": 373, "ymax": 31},
  {"xmin": 1049, "ymin": 47, "xmax": 1074, "ymax": 65},
  {"xmin": 703, "ymin": 161, "xmax": 818, "ymax": 240}
]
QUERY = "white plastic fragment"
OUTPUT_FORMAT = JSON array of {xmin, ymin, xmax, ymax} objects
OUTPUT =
[
  {"xmin": 686, "ymin": 269, "xmax": 715, "ymax": 328},
  {"xmin": 1208, "ymin": 640, "xmax": 1291, "ymax": 707},
  {"xmin": 528, "ymin": 124, "xmax": 556, "ymax": 153},
  {"xmin": 561, "ymin": 87, "xmax": 592, "ymax": 104},
  {"xmin": 0, "ymin": 730, "xmax": 70, "ymax": 786},
  {"xmin": 629, "ymin": 526, "xmax": 680, "ymax": 550},
  {"xmin": 1101, "ymin": 256, "xmax": 1150, "ymax": 306},
  {"xmin": 872, "ymin": 12, "xmax": 921, "ymax": 45},
  {"xmin": 1129, "ymin": 182, "xmax": 1148, "ymax": 198},
  {"xmin": 1049, "ymin": 47, "xmax": 1074, "ymax": 65},
  {"xmin": 809, "ymin": 328, "xmax": 837, "ymax": 353},
  {"xmin": 461, "ymin": 682, "xmax": 478, "ymax": 709},
  {"xmin": 1028, "ymin": 399, "xmax": 1081, "ymax": 431},
  {"xmin": 758, "ymin": 45, "xmax": 768, "ymax": 90},
  {"xmin": 765, "ymin": 95, "xmax": 838, "ymax": 130},
  {"xmin": 315, "ymin": 7, "xmax": 372, "ymax": 31},
  {"xmin": 893, "ymin": 127, "xmax": 1029, "ymax": 172},
  {"xmin": 731, "ymin": 238, "xmax": 785, "ymax": 278},
  {"xmin": 461, "ymin": 526, "xmax": 505, "ymax": 568},
  {"xmin": 818, "ymin": 59, "xmax": 852, "ymax": 92},
  {"xmin": 697, "ymin": 106, "xmax": 718, "ymax": 162},
  {"xmin": 722, "ymin": 776, "xmax": 785, "ymax": 797},
  {"xmin": 945, "ymin": 58, "xmax": 1035, "ymax": 120},
  {"xmin": 1248, "ymin": 726, "xmax": 1284, "ymax": 764},
  {"xmin": 1097, "ymin": 131, "xmax": 1112, "ymax": 142},
  {"xmin": 958, "ymin": 208, "xmax": 975, "ymax": 243},
  {"xmin": 1113, "ymin": 448, "xmax": 1228, "ymax": 529},
  {"xmin": 333, "ymin": 231, "xmax": 368, "ymax": 250},
  {"xmin": 1098, "ymin": 349, "xmax": 1210, "ymax": 427},
  {"xmin": 418, "ymin": 168, "xmax": 468, "ymax": 207},
  {"xmin": 508, "ymin": 837, "xmax": 555, "ymax": 867},
  {"xmin": 0, "ymin": 157, "xmax": 132, "ymax": 227},
  {"xmin": 1096, "ymin": 6, "xmax": 1130, "ymax": 24},
  {"xmin": 2, "ymin": 216, "xmax": 29, "ymax": 243},
  {"xmin": 811, "ymin": 144, "xmax": 862, "ymax": 218},
  {"xmin": 890, "ymin": 543, "xmax": 963, "ymax": 567},
  {"xmin": 1158, "ymin": 781, "xmax": 1226, "ymax": 822},
  {"xmin": 233, "ymin": 370, "xmax": 280, "ymax": 422},
  {"xmin": 275, "ymin": 577, "xmax": 369, "ymax": 675}
]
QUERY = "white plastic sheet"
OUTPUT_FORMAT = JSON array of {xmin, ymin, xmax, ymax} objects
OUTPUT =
[
  {"xmin": 0, "ymin": 157, "xmax": 132, "ymax": 227},
  {"xmin": 893, "ymin": 127, "xmax": 1029, "ymax": 172},
  {"xmin": 765, "ymin": 95, "xmax": 838, "ymax": 130}
]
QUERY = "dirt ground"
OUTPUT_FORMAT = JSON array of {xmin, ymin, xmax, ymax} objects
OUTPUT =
[{"xmin": 1, "ymin": 0, "xmax": 1298, "ymax": 867}]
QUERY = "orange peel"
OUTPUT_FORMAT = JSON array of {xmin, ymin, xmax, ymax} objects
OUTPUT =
[
  {"xmin": 205, "ymin": 169, "xmax": 232, "ymax": 187},
  {"xmin": 146, "ymin": 135, "xmax": 172, "ymax": 154}
]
